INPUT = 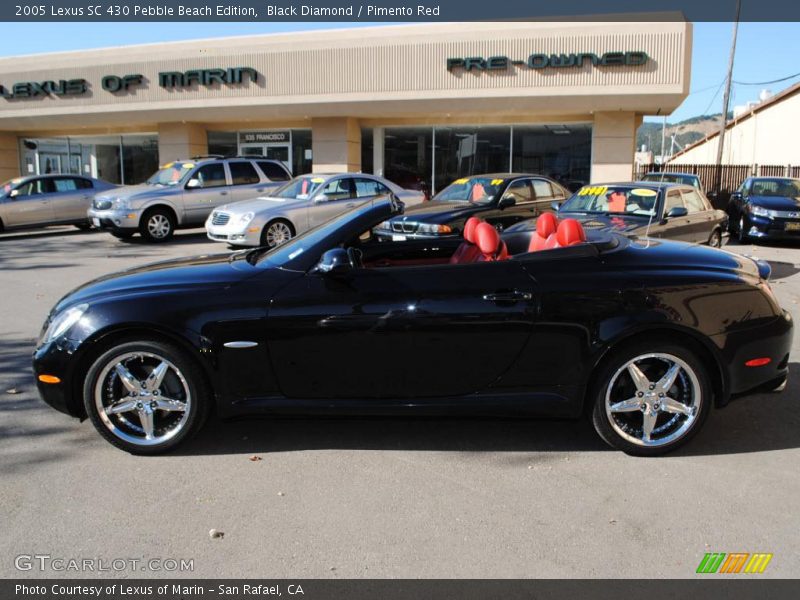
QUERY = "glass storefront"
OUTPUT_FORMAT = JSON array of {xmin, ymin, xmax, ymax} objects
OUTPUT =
[
  {"xmin": 377, "ymin": 124, "xmax": 591, "ymax": 195},
  {"xmin": 18, "ymin": 134, "xmax": 158, "ymax": 185},
  {"xmin": 208, "ymin": 129, "xmax": 312, "ymax": 177}
]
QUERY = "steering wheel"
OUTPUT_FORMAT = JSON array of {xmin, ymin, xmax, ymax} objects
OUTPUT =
[{"xmin": 346, "ymin": 247, "xmax": 364, "ymax": 269}]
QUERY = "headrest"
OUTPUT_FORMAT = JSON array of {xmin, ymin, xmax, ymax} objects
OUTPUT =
[
  {"xmin": 536, "ymin": 213, "xmax": 558, "ymax": 238},
  {"xmin": 556, "ymin": 218, "xmax": 587, "ymax": 247},
  {"xmin": 475, "ymin": 222, "xmax": 501, "ymax": 256},
  {"xmin": 463, "ymin": 216, "xmax": 482, "ymax": 243}
]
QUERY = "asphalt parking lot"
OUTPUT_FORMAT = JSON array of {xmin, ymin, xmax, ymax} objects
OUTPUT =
[{"xmin": 1, "ymin": 226, "xmax": 799, "ymax": 579}]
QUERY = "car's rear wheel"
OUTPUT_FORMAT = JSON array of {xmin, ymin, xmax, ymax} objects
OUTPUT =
[
  {"xmin": 261, "ymin": 219, "xmax": 294, "ymax": 248},
  {"xmin": 591, "ymin": 340, "xmax": 711, "ymax": 456},
  {"xmin": 708, "ymin": 228, "xmax": 722, "ymax": 248},
  {"xmin": 140, "ymin": 208, "xmax": 175, "ymax": 242},
  {"xmin": 83, "ymin": 340, "xmax": 210, "ymax": 454}
]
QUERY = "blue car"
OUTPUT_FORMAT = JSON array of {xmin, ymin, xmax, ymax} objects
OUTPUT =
[{"xmin": 729, "ymin": 177, "xmax": 800, "ymax": 243}]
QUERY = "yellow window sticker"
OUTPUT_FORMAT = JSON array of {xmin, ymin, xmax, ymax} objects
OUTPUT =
[
  {"xmin": 453, "ymin": 178, "xmax": 469, "ymax": 184},
  {"xmin": 579, "ymin": 186, "xmax": 608, "ymax": 196},
  {"xmin": 311, "ymin": 177, "xmax": 325, "ymax": 183},
  {"xmin": 182, "ymin": 162, "xmax": 195, "ymax": 169},
  {"xmin": 163, "ymin": 162, "xmax": 174, "ymax": 168},
  {"xmin": 491, "ymin": 179, "xmax": 504, "ymax": 185},
  {"xmin": 631, "ymin": 188, "xmax": 658, "ymax": 197}
]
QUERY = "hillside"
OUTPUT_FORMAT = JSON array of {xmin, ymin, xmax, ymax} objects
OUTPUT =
[{"xmin": 637, "ymin": 113, "xmax": 732, "ymax": 155}]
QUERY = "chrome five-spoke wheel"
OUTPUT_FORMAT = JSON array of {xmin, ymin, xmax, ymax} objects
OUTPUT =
[
  {"xmin": 592, "ymin": 342, "xmax": 710, "ymax": 456},
  {"xmin": 84, "ymin": 340, "xmax": 209, "ymax": 454}
]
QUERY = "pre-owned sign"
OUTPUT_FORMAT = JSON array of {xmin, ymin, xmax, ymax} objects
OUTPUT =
[{"xmin": 447, "ymin": 52, "xmax": 649, "ymax": 72}]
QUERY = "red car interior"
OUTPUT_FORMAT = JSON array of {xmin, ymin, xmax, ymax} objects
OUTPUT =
[
  {"xmin": 528, "ymin": 213, "xmax": 559, "ymax": 252},
  {"xmin": 449, "ymin": 216, "xmax": 484, "ymax": 264},
  {"xmin": 475, "ymin": 222, "xmax": 509, "ymax": 262},
  {"xmin": 556, "ymin": 218, "xmax": 587, "ymax": 247}
]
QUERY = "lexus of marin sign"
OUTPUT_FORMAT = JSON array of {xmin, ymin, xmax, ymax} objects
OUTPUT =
[
  {"xmin": 0, "ymin": 67, "xmax": 259, "ymax": 100},
  {"xmin": 447, "ymin": 52, "xmax": 650, "ymax": 72}
]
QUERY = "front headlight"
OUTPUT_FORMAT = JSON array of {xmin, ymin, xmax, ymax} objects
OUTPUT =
[
  {"xmin": 113, "ymin": 197, "xmax": 131, "ymax": 210},
  {"xmin": 750, "ymin": 205, "xmax": 771, "ymax": 218},
  {"xmin": 416, "ymin": 223, "xmax": 453, "ymax": 234},
  {"xmin": 376, "ymin": 220, "xmax": 392, "ymax": 230},
  {"xmin": 41, "ymin": 303, "xmax": 88, "ymax": 345},
  {"xmin": 237, "ymin": 212, "xmax": 255, "ymax": 226}
]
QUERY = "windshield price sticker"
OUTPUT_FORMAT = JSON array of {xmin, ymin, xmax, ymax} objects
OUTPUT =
[{"xmin": 578, "ymin": 186, "xmax": 608, "ymax": 196}]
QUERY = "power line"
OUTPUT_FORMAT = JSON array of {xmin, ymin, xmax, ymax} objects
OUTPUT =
[{"xmin": 733, "ymin": 71, "xmax": 800, "ymax": 86}]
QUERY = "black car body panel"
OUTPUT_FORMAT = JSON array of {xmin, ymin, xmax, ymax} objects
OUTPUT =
[{"xmin": 34, "ymin": 196, "xmax": 792, "ymax": 424}]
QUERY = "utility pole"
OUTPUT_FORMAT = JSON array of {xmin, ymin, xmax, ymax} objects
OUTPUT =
[
  {"xmin": 660, "ymin": 115, "xmax": 667, "ymax": 165},
  {"xmin": 715, "ymin": 0, "xmax": 742, "ymax": 194}
]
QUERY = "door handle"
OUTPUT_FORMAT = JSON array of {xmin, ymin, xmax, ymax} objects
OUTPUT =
[{"xmin": 482, "ymin": 290, "xmax": 533, "ymax": 304}]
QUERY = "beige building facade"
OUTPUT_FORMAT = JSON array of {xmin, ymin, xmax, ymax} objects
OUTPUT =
[
  {"xmin": 0, "ymin": 21, "xmax": 691, "ymax": 192},
  {"xmin": 668, "ymin": 82, "xmax": 800, "ymax": 168}
]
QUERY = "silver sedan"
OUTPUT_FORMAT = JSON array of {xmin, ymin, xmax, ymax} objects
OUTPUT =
[
  {"xmin": 0, "ymin": 174, "xmax": 116, "ymax": 234},
  {"xmin": 205, "ymin": 173, "xmax": 425, "ymax": 247}
]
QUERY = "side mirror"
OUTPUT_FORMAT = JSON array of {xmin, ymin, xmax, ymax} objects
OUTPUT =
[
  {"xmin": 498, "ymin": 195, "xmax": 516, "ymax": 209},
  {"xmin": 730, "ymin": 191, "xmax": 742, "ymax": 201},
  {"xmin": 315, "ymin": 248, "xmax": 352, "ymax": 275},
  {"xmin": 665, "ymin": 206, "xmax": 688, "ymax": 218},
  {"xmin": 551, "ymin": 200, "xmax": 562, "ymax": 212},
  {"xmin": 8, "ymin": 189, "xmax": 19, "ymax": 199},
  {"xmin": 313, "ymin": 194, "xmax": 328, "ymax": 203},
  {"xmin": 186, "ymin": 178, "xmax": 201, "ymax": 189}
]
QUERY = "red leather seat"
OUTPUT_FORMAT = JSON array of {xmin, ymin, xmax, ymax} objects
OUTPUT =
[
  {"xmin": 450, "ymin": 216, "xmax": 483, "ymax": 264},
  {"xmin": 528, "ymin": 213, "xmax": 558, "ymax": 252},
  {"xmin": 556, "ymin": 218, "xmax": 587, "ymax": 247},
  {"xmin": 475, "ymin": 222, "xmax": 509, "ymax": 262}
]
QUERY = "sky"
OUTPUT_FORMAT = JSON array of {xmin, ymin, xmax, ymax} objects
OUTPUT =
[{"xmin": 0, "ymin": 21, "xmax": 798, "ymax": 123}]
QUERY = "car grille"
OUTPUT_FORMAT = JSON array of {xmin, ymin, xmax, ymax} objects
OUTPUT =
[
  {"xmin": 211, "ymin": 212, "xmax": 230, "ymax": 226},
  {"xmin": 770, "ymin": 210, "xmax": 800, "ymax": 219},
  {"xmin": 391, "ymin": 220, "xmax": 419, "ymax": 233},
  {"xmin": 94, "ymin": 199, "xmax": 112, "ymax": 210}
]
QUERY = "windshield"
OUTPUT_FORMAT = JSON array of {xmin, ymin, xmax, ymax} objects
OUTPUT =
[
  {"xmin": 642, "ymin": 173, "xmax": 697, "ymax": 186},
  {"xmin": 560, "ymin": 185, "xmax": 660, "ymax": 217},
  {"xmin": 433, "ymin": 177, "xmax": 507, "ymax": 204},
  {"xmin": 147, "ymin": 161, "xmax": 196, "ymax": 186},
  {"xmin": 271, "ymin": 175, "xmax": 327, "ymax": 199},
  {"xmin": 751, "ymin": 179, "xmax": 800, "ymax": 197}
]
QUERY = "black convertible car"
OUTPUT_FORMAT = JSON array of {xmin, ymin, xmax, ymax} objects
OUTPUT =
[
  {"xmin": 507, "ymin": 182, "xmax": 728, "ymax": 247},
  {"xmin": 34, "ymin": 196, "xmax": 791, "ymax": 456}
]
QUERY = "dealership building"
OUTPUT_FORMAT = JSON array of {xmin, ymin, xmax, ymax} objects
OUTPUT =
[{"xmin": 0, "ymin": 21, "xmax": 691, "ymax": 193}]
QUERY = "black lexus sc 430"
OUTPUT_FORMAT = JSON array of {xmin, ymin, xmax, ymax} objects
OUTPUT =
[{"xmin": 34, "ymin": 196, "xmax": 792, "ymax": 456}]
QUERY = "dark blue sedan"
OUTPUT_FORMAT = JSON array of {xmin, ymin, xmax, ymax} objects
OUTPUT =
[{"xmin": 728, "ymin": 177, "xmax": 800, "ymax": 243}]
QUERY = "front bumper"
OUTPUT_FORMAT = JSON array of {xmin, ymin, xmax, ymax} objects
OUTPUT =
[
  {"xmin": 746, "ymin": 215, "xmax": 800, "ymax": 240},
  {"xmin": 32, "ymin": 338, "xmax": 83, "ymax": 418},
  {"xmin": 87, "ymin": 207, "xmax": 142, "ymax": 230},
  {"xmin": 205, "ymin": 220, "xmax": 262, "ymax": 247},
  {"xmin": 717, "ymin": 309, "xmax": 793, "ymax": 401}
]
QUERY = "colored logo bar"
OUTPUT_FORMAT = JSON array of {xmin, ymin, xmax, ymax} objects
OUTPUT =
[{"xmin": 697, "ymin": 553, "xmax": 773, "ymax": 574}]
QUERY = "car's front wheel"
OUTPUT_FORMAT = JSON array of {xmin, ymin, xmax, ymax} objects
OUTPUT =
[
  {"xmin": 708, "ymin": 228, "xmax": 722, "ymax": 248},
  {"xmin": 262, "ymin": 219, "xmax": 294, "ymax": 248},
  {"xmin": 140, "ymin": 208, "xmax": 175, "ymax": 242},
  {"xmin": 591, "ymin": 340, "xmax": 711, "ymax": 456},
  {"xmin": 83, "ymin": 339, "xmax": 210, "ymax": 454}
]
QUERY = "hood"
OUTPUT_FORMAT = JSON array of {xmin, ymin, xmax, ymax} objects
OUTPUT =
[
  {"xmin": 390, "ymin": 200, "xmax": 487, "ymax": 223},
  {"xmin": 749, "ymin": 195, "xmax": 800, "ymax": 211},
  {"xmin": 53, "ymin": 252, "xmax": 259, "ymax": 313},
  {"xmin": 216, "ymin": 195, "xmax": 307, "ymax": 215},
  {"xmin": 95, "ymin": 183, "xmax": 181, "ymax": 202}
]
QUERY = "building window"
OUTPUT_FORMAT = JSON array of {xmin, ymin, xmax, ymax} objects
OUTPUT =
[
  {"xmin": 512, "ymin": 124, "xmax": 592, "ymax": 189},
  {"xmin": 384, "ymin": 127, "xmax": 432, "ymax": 196},
  {"xmin": 18, "ymin": 134, "xmax": 158, "ymax": 185},
  {"xmin": 207, "ymin": 131, "xmax": 238, "ymax": 157},
  {"xmin": 433, "ymin": 126, "xmax": 510, "ymax": 193}
]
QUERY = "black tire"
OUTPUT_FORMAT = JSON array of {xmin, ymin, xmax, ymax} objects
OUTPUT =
[
  {"xmin": 139, "ymin": 207, "xmax": 176, "ymax": 242},
  {"xmin": 83, "ymin": 339, "xmax": 210, "ymax": 455},
  {"xmin": 0, "ymin": 217, "xmax": 4, "ymax": 233},
  {"xmin": 261, "ymin": 219, "xmax": 295, "ymax": 248},
  {"xmin": 708, "ymin": 228, "xmax": 722, "ymax": 248},
  {"xmin": 75, "ymin": 222, "xmax": 92, "ymax": 231},
  {"xmin": 737, "ymin": 215, "xmax": 749, "ymax": 244},
  {"xmin": 111, "ymin": 230, "xmax": 135, "ymax": 240},
  {"xmin": 590, "ymin": 339, "xmax": 712, "ymax": 456}
]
